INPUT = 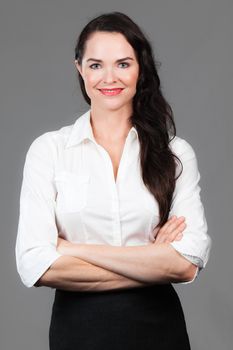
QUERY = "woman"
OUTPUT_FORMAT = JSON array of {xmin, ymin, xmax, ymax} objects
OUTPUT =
[{"xmin": 15, "ymin": 11, "xmax": 211, "ymax": 350}]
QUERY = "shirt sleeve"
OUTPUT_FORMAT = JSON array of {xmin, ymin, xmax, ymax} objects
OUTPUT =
[
  {"xmin": 15, "ymin": 132, "xmax": 63, "ymax": 288},
  {"xmin": 168, "ymin": 138, "xmax": 212, "ymax": 284}
]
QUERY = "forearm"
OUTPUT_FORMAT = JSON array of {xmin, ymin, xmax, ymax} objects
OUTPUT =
[
  {"xmin": 35, "ymin": 255, "xmax": 150, "ymax": 292},
  {"xmin": 61, "ymin": 242, "xmax": 197, "ymax": 284}
]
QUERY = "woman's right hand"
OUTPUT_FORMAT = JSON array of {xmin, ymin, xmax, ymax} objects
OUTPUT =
[{"xmin": 153, "ymin": 215, "xmax": 186, "ymax": 245}]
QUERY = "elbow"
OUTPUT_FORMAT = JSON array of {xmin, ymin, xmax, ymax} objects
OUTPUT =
[
  {"xmin": 34, "ymin": 275, "xmax": 46, "ymax": 287},
  {"xmin": 16, "ymin": 246, "xmax": 62, "ymax": 288},
  {"xmin": 34, "ymin": 279, "xmax": 41, "ymax": 287},
  {"xmin": 21, "ymin": 269, "xmax": 52, "ymax": 288},
  {"xmin": 180, "ymin": 262, "xmax": 198, "ymax": 283},
  {"xmin": 166, "ymin": 244, "xmax": 199, "ymax": 283},
  {"xmin": 34, "ymin": 267, "xmax": 54, "ymax": 287}
]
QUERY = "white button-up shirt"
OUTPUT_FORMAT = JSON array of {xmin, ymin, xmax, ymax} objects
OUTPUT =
[{"xmin": 15, "ymin": 109, "xmax": 211, "ymax": 288}]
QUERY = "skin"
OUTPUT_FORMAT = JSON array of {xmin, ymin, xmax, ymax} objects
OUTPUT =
[
  {"xmin": 37, "ymin": 216, "xmax": 197, "ymax": 291},
  {"xmin": 36, "ymin": 32, "xmax": 198, "ymax": 291},
  {"xmin": 75, "ymin": 31, "xmax": 139, "ymax": 143}
]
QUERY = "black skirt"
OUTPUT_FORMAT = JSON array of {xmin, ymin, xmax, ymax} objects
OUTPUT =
[{"xmin": 49, "ymin": 283, "xmax": 191, "ymax": 350}]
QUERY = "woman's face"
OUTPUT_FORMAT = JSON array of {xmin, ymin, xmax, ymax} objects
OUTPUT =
[{"xmin": 75, "ymin": 31, "xmax": 140, "ymax": 112}]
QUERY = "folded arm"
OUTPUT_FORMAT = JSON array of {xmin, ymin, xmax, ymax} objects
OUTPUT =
[
  {"xmin": 36, "ymin": 216, "xmax": 196, "ymax": 291},
  {"xmin": 37, "ymin": 215, "xmax": 197, "ymax": 290},
  {"xmin": 55, "ymin": 237, "xmax": 197, "ymax": 285},
  {"xmin": 35, "ymin": 255, "xmax": 152, "ymax": 292}
]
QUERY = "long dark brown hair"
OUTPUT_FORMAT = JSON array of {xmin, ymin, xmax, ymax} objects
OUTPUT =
[{"xmin": 74, "ymin": 11, "xmax": 182, "ymax": 229}]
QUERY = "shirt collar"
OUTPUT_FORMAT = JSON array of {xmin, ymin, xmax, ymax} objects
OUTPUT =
[{"xmin": 65, "ymin": 109, "xmax": 138, "ymax": 148}]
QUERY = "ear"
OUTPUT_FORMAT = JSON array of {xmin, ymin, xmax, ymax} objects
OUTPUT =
[{"xmin": 74, "ymin": 60, "xmax": 83, "ymax": 77}]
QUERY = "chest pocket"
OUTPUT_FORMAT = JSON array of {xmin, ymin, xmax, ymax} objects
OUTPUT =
[{"xmin": 54, "ymin": 171, "xmax": 90, "ymax": 213}]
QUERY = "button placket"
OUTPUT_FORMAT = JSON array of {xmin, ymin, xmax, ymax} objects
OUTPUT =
[
  {"xmin": 94, "ymin": 133, "xmax": 134, "ymax": 246},
  {"xmin": 111, "ymin": 183, "xmax": 121, "ymax": 245}
]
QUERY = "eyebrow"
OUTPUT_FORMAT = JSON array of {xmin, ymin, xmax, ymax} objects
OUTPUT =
[{"xmin": 86, "ymin": 57, "xmax": 134, "ymax": 63}]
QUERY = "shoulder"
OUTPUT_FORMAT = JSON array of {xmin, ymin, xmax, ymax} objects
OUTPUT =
[
  {"xmin": 169, "ymin": 135, "xmax": 197, "ymax": 161},
  {"xmin": 22, "ymin": 120, "xmax": 76, "ymax": 170},
  {"xmin": 25, "ymin": 122, "xmax": 74, "ymax": 157}
]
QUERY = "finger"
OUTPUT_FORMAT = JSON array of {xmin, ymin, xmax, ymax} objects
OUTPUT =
[
  {"xmin": 175, "ymin": 232, "xmax": 183, "ymax": 241},
  {"xmin": 156, "ymin": 218, "xmax": 185, "ymax": 243},
  {"xmin": 157, "ymin": 215, "xmax": 179, "ymax": 235},
  {"xmin": 154, "ymin": 216, "xmax": 185, "ymax": 243},
  {"xmin": 164, "ymin": 222, "xmax": 186, "ymax": 243},
  {"xmin": 162, "ymin": 216, "xmax": 185, "ymax": 236},
  {"xmin": 166, "ymin": 220, "xmax": 186, "ymax": 240},
  {"xmin": 155, "ymin": 220, "xmax": 186, "ymax": 244}
]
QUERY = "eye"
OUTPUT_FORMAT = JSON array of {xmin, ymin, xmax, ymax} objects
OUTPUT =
[
  {"xmin": 89, "ymin": 62, "xmax": 130, "ymax": 69},
  {"xmin": 89, "ymin": 63, "xmax": 101, "ymax": 69},
  {"xmin": 119, "ymin": 62, "xmax": 129, "ymax": 68}
]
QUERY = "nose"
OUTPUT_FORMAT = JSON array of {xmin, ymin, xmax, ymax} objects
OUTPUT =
[{"xmin": 103, "ymin": 68, "xmax": 117, "ymax": 84}]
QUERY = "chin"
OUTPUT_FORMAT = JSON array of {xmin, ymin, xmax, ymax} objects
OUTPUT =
[
  {"xmin": 105, "ymin": 99, "xmax": 133, "ymax": 109},
  {"xmin": 91, "ymin": 96, "xmax": 133, "ymax": 111}
]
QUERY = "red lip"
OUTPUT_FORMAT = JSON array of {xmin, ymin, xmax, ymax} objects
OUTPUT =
[
  {"xmin": 98, "ymin": 88, "xmax": 124, "ymax": 96},
  {"xmin": 99, "ymin": 88, "xmax": 124, "ymax": 90}
]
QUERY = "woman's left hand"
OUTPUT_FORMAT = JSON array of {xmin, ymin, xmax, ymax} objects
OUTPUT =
[{"xmin": 153, "ymin": 216, "xmax": 186, "ymax": 245}]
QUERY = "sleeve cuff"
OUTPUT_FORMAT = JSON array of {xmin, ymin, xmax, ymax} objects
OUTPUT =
[
  {"xmin": 169, "ymin": 242, "xmax": 203, "ymax": 284},
  {"xmin": 18, "ymin": 250, "xmax": 63, "ymax": 288}
]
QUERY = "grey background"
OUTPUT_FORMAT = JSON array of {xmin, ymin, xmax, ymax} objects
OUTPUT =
[{"xmin": 1, "ymin": 1, "xmax": 232, "ymax": 349}]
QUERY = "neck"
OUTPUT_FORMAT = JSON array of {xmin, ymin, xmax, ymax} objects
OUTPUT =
[{"xmin": 90, "ymin": 106, "xmax": 133, "ymax": 142}]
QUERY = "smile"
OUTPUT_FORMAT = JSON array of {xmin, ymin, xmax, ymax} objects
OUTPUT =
[{"xmin": 99, "ymin": 88, "xmax": 124, "ymax": 96}]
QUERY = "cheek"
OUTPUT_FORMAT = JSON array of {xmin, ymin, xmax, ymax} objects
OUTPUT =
[
  {"xmin": 121, "ymin": 71, "xmax": 139, "ymax": 86},
  {"xmin": 83, "ymin": 71, "xmax": 101, "ymax": 87}
]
